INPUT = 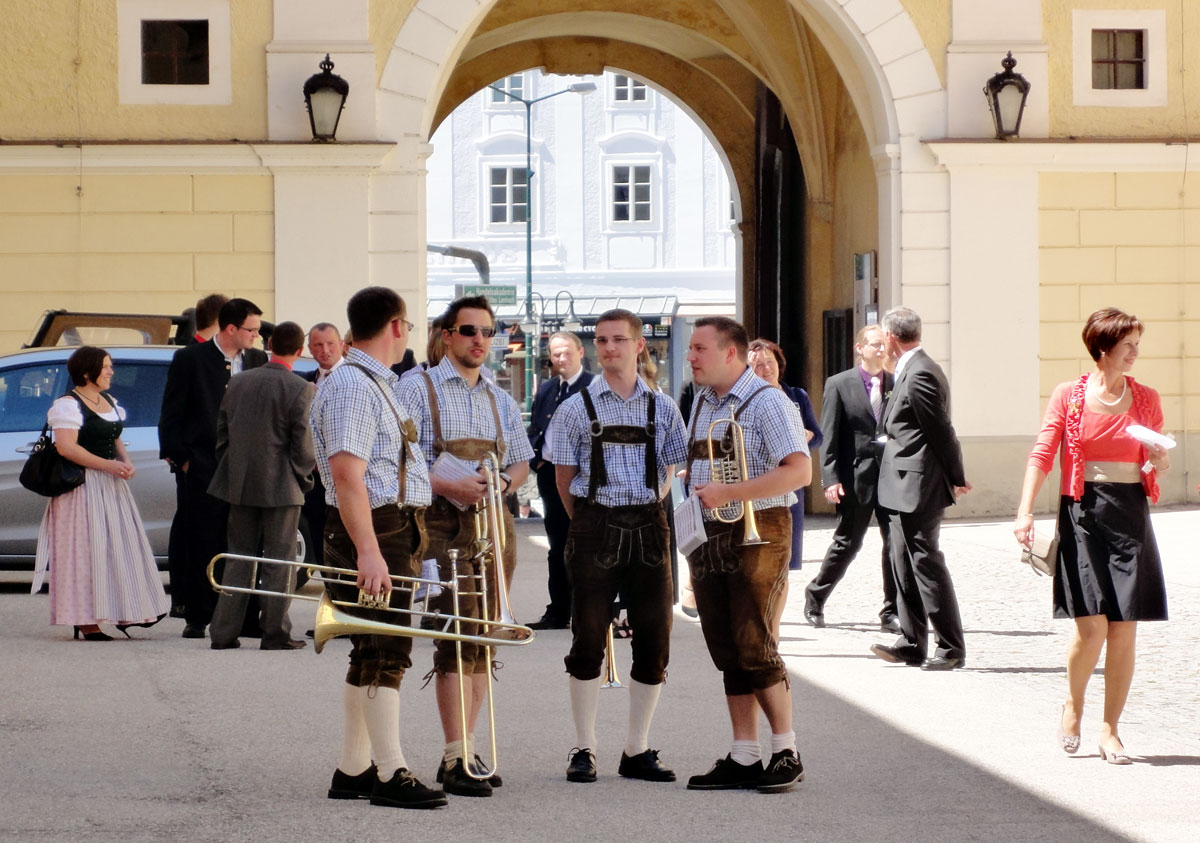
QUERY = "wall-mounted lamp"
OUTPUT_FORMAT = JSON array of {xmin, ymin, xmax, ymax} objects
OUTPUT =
[
  {"xmin": 303, "ymin": 54, "xmax": 349, "ymax": 142},
  {"xmin": 984, "ymin": 52, "xmax": 1030, "ymax": 140}
]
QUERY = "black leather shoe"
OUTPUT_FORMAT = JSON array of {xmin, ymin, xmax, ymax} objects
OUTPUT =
[
  {"xmin": 566, "ymin": 747, "xmax": 597, "ymax": 783},
  {"xmin": 181, "ymin": 624, "xmax": 206, "ymax": 639},
  {"xmin": 438, "ymin": 758, "xmax": 492, "ymax": 797},
  {"xmin": 757, "ymin": 749, "xmax": 804, "ymax": 793},
  {"xmin": 370, "ymin": 768, "xmax": 446, "ymax": 809},
  {"xmin": 686, "ymin": 754, "xmax": 762, "ymax": 790},
  {"xmin": 803, "ymin": 609, "xmax": 825, "ymax": 628},
  {"xmin": 210, "ymin": 639, "xmax": 241, "ymax": 650},
  {"xmin": 260, "ymin": 638, "xmax": 307, "ymax": 651},
  {"xmin": 328, "ymin": 764, "xmax": 378, "ymax": 799},
  {"xmin": 618, "ymin": 749, "xmax": 676, "ymax": 782},
  {"xmin": 869, "ymin": 643, "xmax": 923, "ymax": 666},
  {"xmin": 436, "ymin": 755, "xmax": 501, "ymax": 787},
  {"xmin": 528, "ymin": 614, "xmax": 570, "ymax": 630},
  {"xmin": 879, "ymin": 614, "xmax": 902, "ymax": 635},
  {"xmin": 921, "ymin": 656, "xmax": 965, "ymax": 671}
]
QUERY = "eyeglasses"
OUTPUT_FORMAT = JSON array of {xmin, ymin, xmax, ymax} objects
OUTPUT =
[
  {"xmin": 863, "ymin": 341, "xmax": 886, "ymax": 350},
  {"xmin": 594, "ymin": 335, "xmax": 634, "ymax": 346},
  {"xmin": 237, "ymin": 325, "xmax": 261, "ymax": 336},
  {"xmin": 450, "ymin": 324, "xmax": 496, "ymax": 338},
  {"xmin": 393, "ymin": 318, "xmax": 415, "ymax": 332}
]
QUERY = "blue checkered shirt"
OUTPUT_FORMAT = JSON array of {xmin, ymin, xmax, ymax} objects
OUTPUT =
[
  {"xmin": 310, "ymin": 348, "xmax": 432, "ymax": 509},
  {"xmin": 548, "ymin": 375, "xmax": 687, "ymax": 507},
  {"xmin": 396, "ymin": 356, "xmax": 533, "ymax": 470},
  {"xmin": 684, "ymin": 367, "xmax": 809, "ymax": 515}
]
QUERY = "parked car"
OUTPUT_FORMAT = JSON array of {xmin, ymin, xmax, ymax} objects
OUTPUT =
[{"xmin": 0, "ymin": 345, "xmax": 315, "ymax": 570}]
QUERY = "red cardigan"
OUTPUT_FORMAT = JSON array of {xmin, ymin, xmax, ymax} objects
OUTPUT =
[{"xmin": 1027, "ymin": 374, "xmax": 1162, "ymax": 503}]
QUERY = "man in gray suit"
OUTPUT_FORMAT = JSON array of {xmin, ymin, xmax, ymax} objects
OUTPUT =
[
  {"xmin": 208, "ymin": 321, "xmax": 316, "ymax": 651},
  {"xmin": 869, "ymin": 307, "xmax": 970, "ymax": 671}
]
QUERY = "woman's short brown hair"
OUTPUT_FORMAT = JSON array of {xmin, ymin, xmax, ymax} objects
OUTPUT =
[
  {"xmin": 1082, "ymin": 307, "xmax": 1144, "ymax": 362},
  {"xmin": 748, "ymin": 337, "xmax": 786, "ymax": 378},
  {"xmin": 67, "ymin": 346, "xmax": 109, "ymax": 387}
]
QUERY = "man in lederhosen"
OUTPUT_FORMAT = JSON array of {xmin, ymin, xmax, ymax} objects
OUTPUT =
[
  {"xmin": 397, "ymin": 295, "xmax": 532, "ymax": 798},
  {"xmin": 310, "ymin": 287, "xmax": 445, "ymax": 809},
  {"xmin": 681, "ymin": 316, "xmax": 811, "ymax": 794},
  {"xmin": 546, "ymin": 308, "xmax": 687, "ymax": 785}
]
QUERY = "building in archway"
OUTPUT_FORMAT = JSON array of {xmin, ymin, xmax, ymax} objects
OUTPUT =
[{"xmin": 2, "ymin": 1, "xmax": 1198, "ymax": 514}]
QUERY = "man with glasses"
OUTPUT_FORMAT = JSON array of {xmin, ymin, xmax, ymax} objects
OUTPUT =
[
  {"xmin": 159, "ymin": 298, "xmax": 268, "ymax": 639},
  {"xmin": 397, "ymin": 295, "xmax": 532, "ymax": 798},
  {"xmin": 546, "ymin": 308, "xmax": 687, "ymax": 786},
  {"xmin": 804, "ymin": 324, "xmax": 900, "ymax": 631}
]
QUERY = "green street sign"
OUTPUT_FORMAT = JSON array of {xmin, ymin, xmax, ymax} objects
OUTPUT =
[{"xmin": 455, "ymin": 283, "xmax": 518, "ymax": 306}]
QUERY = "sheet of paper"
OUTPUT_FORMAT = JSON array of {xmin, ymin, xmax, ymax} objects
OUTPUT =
[
  {"xmin": 1126, "ymin": 424, "xmax": 1176, "ymax": 450},
  {"xmin": 430, "ymin": 451, "xmax": 481, "ymax": 511},
  {"xmin": 674, "ymin": 493, "xmax": 708, "ymax": 557}
]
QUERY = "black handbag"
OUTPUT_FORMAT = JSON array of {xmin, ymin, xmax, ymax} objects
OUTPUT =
[{"xmin": 20, "ymin": 421, "xmax": 85, "ymax": 497}]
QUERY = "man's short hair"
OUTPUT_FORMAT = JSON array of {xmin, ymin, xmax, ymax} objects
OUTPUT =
[
  {"xmin": 548, "ymin": 330, "xmax": 583, "ymax": 350},
  {"xmin": 441, "ymin": 295, "xmax": 495, "ymax": 331},
  {"xmin": 854, "ymin": 323, "xmax": 882, "ymax": 360},
  {"xmin": 271, "ymin": 321, "xmax": 305, "ymax": 357},
  {"xmin": 217, "ymin": 298, "xmax": 263, "ymax": 331},
  {"xmin": 195, "ymin": 294, "xmax": 229, "ymax": 331},
  {"xmin": 881, "ymin": 306, "xmax": 921, "ymax": 344},
  {"xmin": 695, "ymin": 315, "xmax": 749, "ymax": 359},
  {"xmin": 595, "ymin": 308, "xmax": 642, "ymax": 339},
  {"xmin": 1082, "ymin": 307, "xmax": 1144, "ymax": 362},
  {"xmin": 346, "ymin": 287, "xmax": 405, "ymax": 341},
  {"xmin": 308, "ymin": 321, "xmax": 341, "ymax": 340}
]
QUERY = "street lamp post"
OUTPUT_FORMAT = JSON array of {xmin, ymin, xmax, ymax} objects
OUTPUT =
[{"xmin": 486, "ymin": 79, "xmax": 596, "ymax": 408}]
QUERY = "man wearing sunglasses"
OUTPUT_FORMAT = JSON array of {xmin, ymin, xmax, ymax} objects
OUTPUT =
[
  {"xmin": 398, "ymin": 295, "xmax": 533, "ymax": 798},
  {"xmin": 159, "ymin": 297, "xmax": 268, "ymax": 640},
  {"xmin": 546, "ymin": 308, "xmax": 687, "ymax": 786}
]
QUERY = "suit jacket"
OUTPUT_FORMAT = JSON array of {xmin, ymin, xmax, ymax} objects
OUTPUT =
[
  {"xmin": 528, "ymin": 369, "xmax": 594, "ymax": 464},
  {"xmin": 820, "ymin": 366, "xmax": 893, "ymax": 502},
  {"xmin": 208, "ymin": 362, "xmax": 316, "ymax": 508},
  {"xmin": 158, "ymin": 340, "xmax": 268, "ymax": 480},
  {"xmin": 876, "ymin": 349, "xmax": 966, "ymax": 514}
]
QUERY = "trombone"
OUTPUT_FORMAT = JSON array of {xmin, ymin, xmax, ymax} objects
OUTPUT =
[
  {"xmin": 602, "ymin": 621, "xmax": 623, "ymax": 689},
  {"xmin": 706, "ymin": 414, "xmax": 767, "ymax": 546}
]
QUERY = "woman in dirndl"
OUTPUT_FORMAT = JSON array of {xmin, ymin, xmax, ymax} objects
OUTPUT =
[
  {"xmin": 1014, "ymin": 308, "xmax": 1169, "ymax": 765},
  {"xmin": 33, "ymin": 346, "xmax": 168, "ymax": 640}
]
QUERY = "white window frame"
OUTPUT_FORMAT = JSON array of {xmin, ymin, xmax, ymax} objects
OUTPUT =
[
  {"xmin": 118, "ymin": 0, "xmax": 231, "ymax": 105},
  {"xmin": 486, "ymin": 73, "xmax": 529, "ymax": 110},
  {"xmin": 483, "ymin": 163, "xmax": 532, "ymax": 232},
  {"xmin": 1072, "ymin": 9, "xmax": 1166, "ymax": 107},
  {"xmin": 610, "ymin": 74, "xmax": 651, "ymax": 108},
  {"xmin": 607, "ymin": 161, "xmax": 658, "ymax": 230}
]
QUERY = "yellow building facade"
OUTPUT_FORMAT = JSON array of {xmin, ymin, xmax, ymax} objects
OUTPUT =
[{"xmin": 2, "ymin": 0, "xmax": 1198, "ymax": 512}]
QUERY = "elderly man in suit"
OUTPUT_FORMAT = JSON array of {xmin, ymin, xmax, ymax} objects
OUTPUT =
[
  {"xmin": 869, "ymin": 307, "xmax": 970, "ymax": 672},
  {"xmin": 159, "ymin": 298, "xmax": 268, "ymax": 638},
  {"xmin": 527, "ymin": 331, "xmax": 594, "ymax": 630},
  {"xmin": 207, "ymin": 321, "xmax": 315, "ymax": 650},
  {"xmin": 804, "ymin": 324, "xmax": 899, "ymax": 632}
]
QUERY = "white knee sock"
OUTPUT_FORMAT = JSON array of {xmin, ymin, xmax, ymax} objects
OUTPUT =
[
  {"xmin": 624, "ymin": 679, "xmax": 662, "ymax": 757},
  {"xmin": 339, "ymin": 683, "xmax": 372, "ymax": 775},
  {"xmin": 731, "ymin": 739, "xmax": 762, "ymax": 765},
  {"xmin": 443, "ymin": 739, "xmax": 464, "ymax": 766},
  {"xmin": 770, "ymin": 730, "xmax": 797, "ymax": 754},
  {"xmin": 360, "ymin": 686, "xmax": 407, "ymax": 779},
  {"xmin": 569, "ymin": 676, "xmax": 601, "ymax": 751}
]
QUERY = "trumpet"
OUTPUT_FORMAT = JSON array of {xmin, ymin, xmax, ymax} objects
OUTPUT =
[{"xmin": 706, "ymin": 414, "xmax": 767, "ymax": 546}]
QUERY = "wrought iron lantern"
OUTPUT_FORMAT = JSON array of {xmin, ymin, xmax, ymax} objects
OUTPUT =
[
  {"xmin": 303, "ymin": 54, "xmax": 349, "ymax": 142},
  {"xmin": 984, "ymin": 52, "xmax": 1030, "ymax": 139}
]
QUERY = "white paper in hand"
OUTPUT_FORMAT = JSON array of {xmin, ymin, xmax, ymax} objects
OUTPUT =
[
  {"xmin": 1126, "ymin": 425, "xmax": 1176, "ymax": 450},
  {"xmin": 673, "ymin": 494, "xmax": 708, "ymax": 557}
]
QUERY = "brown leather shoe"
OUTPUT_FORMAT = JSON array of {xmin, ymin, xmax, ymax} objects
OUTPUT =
[{"xmin": 260, "ymin": 638, "xmax": 307, "ymax": 651}]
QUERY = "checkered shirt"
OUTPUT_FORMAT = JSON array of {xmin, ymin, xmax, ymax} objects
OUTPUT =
[
  {"xmin": 396, "ymin": 355, "xmax": 533, "ymax": 470},
  {"xmin": 548, "ymin": 374, "xmax": 688, "ymax": 507},
  {"xmin": 685, "ymin": 367, "xmax": 809, "ymax": 514},
  {"xmin": 310, "ymin": 347, "xmax": 431, "ymax": 509}
]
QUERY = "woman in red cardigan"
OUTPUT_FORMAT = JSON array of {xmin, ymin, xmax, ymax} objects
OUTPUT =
[{"xmin": 1014, "ymin": 308, "xmax": 1169, "ymax": 765}]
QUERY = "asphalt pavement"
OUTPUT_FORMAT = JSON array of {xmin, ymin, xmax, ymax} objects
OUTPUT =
[{"xmin": 2, "ymin": 508, "xmax": 1197, "ymax": 843}]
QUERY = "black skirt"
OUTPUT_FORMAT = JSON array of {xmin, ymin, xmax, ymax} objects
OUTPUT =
[{"xmin": 1054, "ymin": 483, "xmax": 1168, "ymax": 621}]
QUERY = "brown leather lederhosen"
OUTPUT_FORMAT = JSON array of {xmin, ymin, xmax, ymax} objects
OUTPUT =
[
  {"xmin": 420, "ymin": 372, "xmax": 518, "ymax": 675},
  {"xmin": 579, "ymin": 387, "xmax": 657, "ymax": 499},
  {"xmin": 682, "ymin": 383, "xmax": 791, "ymax": 696}
]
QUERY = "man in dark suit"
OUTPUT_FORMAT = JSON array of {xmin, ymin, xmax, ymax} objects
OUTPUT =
[
  {"xmin": 869, "ymin": 306, "xmax": 970, "ymax": 671},
  {"xmin": 301, "ymin": 322, "xmax": 345, "ymax": 568},
  {"xmin": 804, "ymin": 324, "xmax": 899, "ymax": 632},
  {"xmin": 159, "ymin": 298, "xmax": 268, "ymax": 638},
  {"xmin": 208, "ymin": 322, "xmax": 315, "ymax": 650},
  {"xmin": 527, "ymin": 331, "xmax": 593, "ymax": 630}
]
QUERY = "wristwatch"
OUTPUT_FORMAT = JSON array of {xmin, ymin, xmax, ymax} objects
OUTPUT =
[{"xmin": 499, "ymin": 472, "xmax": 513, "ymax": 492}]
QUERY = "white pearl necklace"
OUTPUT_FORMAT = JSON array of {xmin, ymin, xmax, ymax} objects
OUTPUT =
[{"xmin": 1092, "ymin": 377, "xmax": 1127, "ymax": 407}]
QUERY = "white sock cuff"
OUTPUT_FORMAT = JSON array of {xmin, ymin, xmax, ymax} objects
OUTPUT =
[
  {"xmin": 770, "ymin": 730, "xmax": 797, "ymax": 754},
  {"xmin": 731, "ymin": 739, "xmax": 762, "ymax": 765}
]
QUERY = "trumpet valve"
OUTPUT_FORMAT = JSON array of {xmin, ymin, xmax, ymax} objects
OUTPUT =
[{"xmin": 357, "ymin": 589, "xmax": 390, "ymax": 611}]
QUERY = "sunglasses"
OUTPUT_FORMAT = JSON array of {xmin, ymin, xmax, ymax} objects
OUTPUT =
[{"xmin": 449, "ymin": 324, "xmax": 497, "ymax": 338}]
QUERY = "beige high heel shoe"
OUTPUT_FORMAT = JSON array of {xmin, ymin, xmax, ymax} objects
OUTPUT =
[{"xmin": 1056, "ymin": 703, "xmax": 1080, "ymax": 755}]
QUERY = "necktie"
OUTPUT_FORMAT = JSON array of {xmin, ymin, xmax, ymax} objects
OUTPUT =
[
  {"xmin": 556, "ymin": 378, "xmax": 570, "ymax": 405},
  {"xmin": 869, "ymin": 375, "xmax": 882, "ymax": 422}
]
